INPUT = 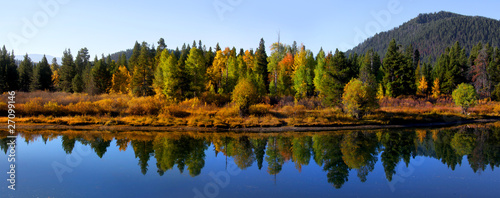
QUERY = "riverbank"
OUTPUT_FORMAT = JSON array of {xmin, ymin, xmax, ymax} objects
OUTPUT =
[
  {"xmin": 3, "ymin": 91, "xmax": 500, "ymax": 132},
  {"xmin": 9, "ymin": 115, "xmax": 500, "ymax": 132}
]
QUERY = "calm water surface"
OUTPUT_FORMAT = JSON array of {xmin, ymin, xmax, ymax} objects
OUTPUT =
[{"xmin": 1, "ymin": 124, "xmax": 500, "ymax": 198}]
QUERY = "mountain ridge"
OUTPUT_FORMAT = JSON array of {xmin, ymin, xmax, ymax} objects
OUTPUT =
[{"xmin": 348, "ymin": 11, "xmax": 500, "ymax": 62}]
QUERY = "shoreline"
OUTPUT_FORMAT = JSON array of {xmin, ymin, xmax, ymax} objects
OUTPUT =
[{"xmin": 16, "ymin": 118, "xmax": 500, "ymax": 132}]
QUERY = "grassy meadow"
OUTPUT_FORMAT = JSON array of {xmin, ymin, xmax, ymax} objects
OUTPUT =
[{"xmin": 1, "ymin": 91, "xmax": 499, "ymax": 129}]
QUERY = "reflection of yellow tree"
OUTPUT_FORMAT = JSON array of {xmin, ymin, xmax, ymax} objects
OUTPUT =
[
  {"xmin": 116, "ymin": 138, "xmax": 130, "ymax": 151},
  {"xmin": 233, "ymin": 137, "xmax": 255, "ymax": 170},
  {"xmin": 416, "ymin": 130, "xmax": 427, "ymax": 143},
  {"xmin": 292, "ymin": 136, "xmax": 312, "ymax": 172},
  {"xmin": 340, "ymin": 132, "xmax": 379, "ymax": 182}
]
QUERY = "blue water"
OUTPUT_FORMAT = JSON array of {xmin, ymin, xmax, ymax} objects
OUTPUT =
[{"xmin": 1, "ymin": 125, "xmax": 500, "ymax": 197}]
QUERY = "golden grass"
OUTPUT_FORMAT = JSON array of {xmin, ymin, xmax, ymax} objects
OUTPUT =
[{"xmin": 4, "ymin": 91, "xmax": 499, "ymax": 128}]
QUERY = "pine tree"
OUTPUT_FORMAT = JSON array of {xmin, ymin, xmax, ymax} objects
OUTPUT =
[
  {"xmin": 30, "ymin": 56, "xmax": 52, "ymax": 91},
  {"xmin": 442, "ymin": 42, "xmax": 467, "ymax": 94},
  {"xmin": 393, "ymin": 44, "xmax": 416, "ymax": 96},
  {"xmin": 75, "ymin": 48, "xmax": 90, "ymax": 76},
  {"xmin": 72, "ymin": 73, "xmax": 84, "ymax": 93},
  {"xmin": 18, "ymin": 54, "xmax": 33, "ymax": 92},
  {"xmin": 118, "ymin": 53, "xmax": 128, "ymax": 68},
  {"xmin": 0, "ymin": 47, "xmax": 19, "ymax": 92},
  {"xmin": 59, "ymin": 49, "xmax": 75, "ymax": 92},
  {"xmin": 129, "ymin": 41, "xmax": 141, "ymax": 71},
  {"xmin": 382, "ymin": 39, "xmax": 406, "ymax": 97},
  {"xmin": 131, "ymin": 42, "xmax": 155, "ymax": 96},
  {"xmin": 185, "ymin": 46, "xmax": 206, "ymax": 97},
  {"xmin": 254, "ymin": 38, "xmax": 269, "ymax": 95},
  {"xmin": 92, "ymin": 56, "xmax": 112, "ymax": 94}
]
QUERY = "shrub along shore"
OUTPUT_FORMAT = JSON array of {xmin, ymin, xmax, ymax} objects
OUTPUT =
[{"xmin": 2, "ymin": 91, "xmax": 499, "ymax": 131}]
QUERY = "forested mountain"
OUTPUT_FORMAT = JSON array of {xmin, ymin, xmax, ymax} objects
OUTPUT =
[{"xmin": 349, "ymin": 11, "xmax": 500, "ymax": 62}]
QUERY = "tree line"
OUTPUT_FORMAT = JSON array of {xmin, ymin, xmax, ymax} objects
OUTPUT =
[{"xmin": 2, "ymin": 37, "xmax": 500, "ymax": 105}]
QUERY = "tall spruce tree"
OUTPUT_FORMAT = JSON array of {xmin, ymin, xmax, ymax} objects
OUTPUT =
[
  {"xmin": 254, "ymin": 38, "xmax": 269, "ymax": 95},
  {"xmin": 92, "ymin": 56, "xmax": 111, "ymax": 94},
  {"xmin": 185, "ymin": 46, "xmax": 206, "ymax": 97},
  {"xmin": 382, "ymin": 39, "xmax": 405, "ymax": 97},
  {"xmin": 59, "ymin": 49, "xmax": 75, "ymax": 92},
  {"xmin": 131, "ymin": 42, "xmax": 155, "ymax": 96},
  {"xmin": 18, "ymin": 54, "xmax": 33, "ymax": 92},
  {"xmin": 30, "ymin": 56, "xmax": 52, "ymax": 91}
]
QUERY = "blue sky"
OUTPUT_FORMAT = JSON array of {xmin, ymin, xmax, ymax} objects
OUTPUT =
[{"xmin": 1, "ymin": 0, "xmax": 499, "ymax": 58}]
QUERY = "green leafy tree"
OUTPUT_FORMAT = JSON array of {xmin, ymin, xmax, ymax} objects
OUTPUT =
[
  {"xmin": 232, "ymin": 78, "xmax": 258, "ymax": 116},
  {"xmin": 452, "ymin": 83, "xmax": 478, "ymax": 115},
  {"xmin": 313, "ymin": 48, "xmax": 326, "ymax": 95},
  {"xmin": 155, "ymin": 50, "xmax": 182, "ymax": 99},
  {"xmin": 292, "ymin": 45, "xmax": 310, "ymax": 100},
  {"xmin": 342, "ymin": 78, "xmax": 378, "ymax": 119},
  {"xmin": 267, "ymin": 42, "xmax": 286, "ymax": 95}
]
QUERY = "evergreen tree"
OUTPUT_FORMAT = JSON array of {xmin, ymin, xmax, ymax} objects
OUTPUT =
[
  {"xmin": 185, "ymin": 46, "xmax": 206, "ymax": 97},
  {"xmin": 0, "ymin": 47, "xmax": 19, "ymax": 92},
  {"xmin": 92, "ymin": 56, "xmax": 112, "ymax": 94},
  {"xmin": 382, "ymin": 39, "xmax": 405, "ymax": 97},
  {"xmin": 18, "ymin": 54, "xmax": 33, "ymax": 92},
  {"xmin": 131, "ymin": 42, "xmax": 155, "ymax": 96},
  {"xmin": 72, "ymin": 73, "xmax": 84, "ymax": 93},
  {"xmin": 129, "ymin": 41, "xmax": 141, "ymax": 71},
  {"xmin": 118, "ymin": 53, "xmax": 128, "ymax": 68},
  {"xmin": 30, "ymin": 56, "xmax": 52, "ymax": 91},
  {"xmin": 442, "ymin": 42, "xmax": 467, "ymax": 94},
  {"xmin": 254, "ymin": 38, "xmax": 269, "ymax": 95},
  {"xmin": 59, "ymin": 49, "xmax": 75, "ymax": 92},
  {"xmin": 392, "ymin": 44, "xmax": 416, "ymax": 95},
  {"xmin": 75, "ymin": 47, "xmax": 90, "ymax": 76}
]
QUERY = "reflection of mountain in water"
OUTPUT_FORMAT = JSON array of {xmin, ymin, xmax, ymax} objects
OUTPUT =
[{"xmin": 4, "ymin": 124, "xmax": 500, "ymax": 189}]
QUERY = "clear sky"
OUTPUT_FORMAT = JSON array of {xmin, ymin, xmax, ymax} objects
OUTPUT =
[{"xmin": 1, "ymin": 0, "xmax": 499, "ymax": 58}]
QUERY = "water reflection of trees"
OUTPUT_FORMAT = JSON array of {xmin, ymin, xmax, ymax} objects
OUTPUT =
[{"xmin": 10, "ymin": 124, "xmax": 500, "ymax": 188}]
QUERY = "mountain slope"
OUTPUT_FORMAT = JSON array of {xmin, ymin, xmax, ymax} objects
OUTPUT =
[{"xmin": 348, "ymin": 11, "xmax": 500, "ymax": 61}]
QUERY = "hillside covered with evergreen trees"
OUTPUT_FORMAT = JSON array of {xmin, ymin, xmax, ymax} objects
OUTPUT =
[{"xmin": 349, "ymin": 11, "xmax": 500, "ymax": 62}]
